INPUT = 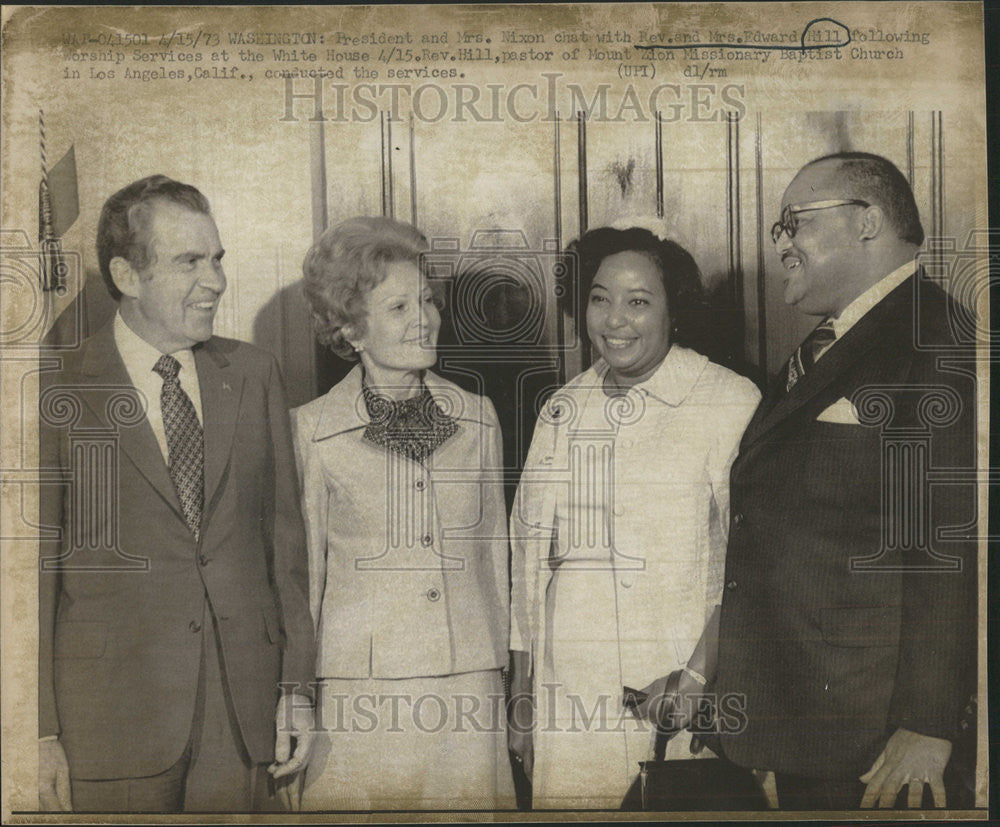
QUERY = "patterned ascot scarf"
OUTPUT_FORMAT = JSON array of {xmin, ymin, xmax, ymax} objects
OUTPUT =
[{"xmin": 361, "ymin": 378, "xmax": 459, "ymax": 463}]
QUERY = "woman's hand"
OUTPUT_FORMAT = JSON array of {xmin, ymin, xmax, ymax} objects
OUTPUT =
[
  {"xmin": 508, "ymin": 650, "xmax": 534, "ymax": 778},
  {"xmin": 632, "ymin": 668, "xmax": 704, "ymax": 732}
]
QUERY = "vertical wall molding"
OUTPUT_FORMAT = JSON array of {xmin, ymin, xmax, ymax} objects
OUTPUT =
[
  {"xmin": 309, "ymin": 118, "xmax": 327, "ymax": 396},
  {"xmin": 408, "ymin": 113, "xmax": 418, "ymax": 226},
  {"xmin": 906, "ymin": 111, "xmax": 915, "ymax": 188},
  {"xmin": 310, "ymin": 119, "xmax": 328, "ymax": 242},
  {"xmin": 931, "ymin": 110, "xmax": 945, "ymax": 240},
  {"xmin": 380, "ymin": 112, "xmax": 395, "ymax": 218},
  {"xmin": 577, "ymin": 111, "xmax": 588, "ymax": 236},
  {"xmin": 380, "ymin": 112, "xmax": 387, "ymax": 217},
  {"xmin": 655, "ymin": 112, "xmax": 664, "ymax": 219},
  {"xmin": 726, "ymin": 110, "xmax": 743, "ymax": 310},
  {"xmin": 929, "ymin": 110, "xmax": 945, "ymax": 286},
  {"xmin": 387, "ymin": 115, "xmax": 395, "ymax": 219},
  {"xmin": 576, "ymin": 111, "xmax": 590, "ymax": 371},
  {"xmin": 754, "ymin": 113, "xmax": 768, "ymax": 377},
  {"xmin": 553, "ymin": 113, "xmax": 566, "ymax": 385}
]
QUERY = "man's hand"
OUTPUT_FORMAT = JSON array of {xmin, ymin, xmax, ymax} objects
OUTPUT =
[
  {"xmin": 508, "ymin": 650, "xmax": 534, "ymax": 778},
  {"xmin": 268, "ymin": 693, "xmax": 316, "ymax": 780},
  {"xmin": 859, "ymin": 727, "xmax": 952, "ymax": 808},
  {"xmin": 38, "ymin": 738, "xmax": 71, "ymax": 811}
]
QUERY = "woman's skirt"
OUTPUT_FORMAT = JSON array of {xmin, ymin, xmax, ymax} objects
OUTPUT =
[
  {"xmin": 300, "ymin": 669, "xmax": 515, "ymax": 811},
  {"xmin": 533, "ymin": 565, "xmax": 705, "ymax": 809}
]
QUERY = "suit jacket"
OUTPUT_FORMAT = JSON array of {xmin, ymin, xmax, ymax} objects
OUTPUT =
[
  {"xmin": 716, "ymin": 273, "xmax": 978, "ymax": 779},
  {"xmin": 291, "ymin": 365, "xmax": 509, "ymax": 679},
  {"xmin": 38, "ymin": 323, "xmax": 315, "ymax": 780}
]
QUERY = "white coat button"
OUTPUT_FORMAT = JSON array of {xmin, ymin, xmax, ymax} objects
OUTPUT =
[
  {"xmin": 620, "ymin": 579, "xmax": 633, "ymax": 588},
  {"xmin": 613, "ymin": 503, "xmax": 625, "ymax": 516},
  {"xmin": 415, "ymin": 479, "xmax": 426, "ymax": 491},
  {"xmin": 421, "ymin": 534, "xmax": 433, "ymax": 547},
  {"xmin": 426, "ymin": 587, "xmax": 441, "ymax": 602}
]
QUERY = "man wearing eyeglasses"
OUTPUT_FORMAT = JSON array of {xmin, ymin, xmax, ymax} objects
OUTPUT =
[{"xmin": 715, "ymin": 152, "xmax": 977, "ymax": 810}]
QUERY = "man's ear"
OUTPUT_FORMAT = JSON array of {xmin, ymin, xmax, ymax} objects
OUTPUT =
[
  {"xmin": 109, "ymin": 257, "xmax": 139, "ymax": 298},
  {"xmin": 858, "ymin": 205, "xmax": 885, "ymax": 241}
]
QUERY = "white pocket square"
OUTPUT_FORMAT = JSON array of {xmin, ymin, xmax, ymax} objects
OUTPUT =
[{"xmin": 816, "ymin": 397, "xmax": 861, "ymax": 424}]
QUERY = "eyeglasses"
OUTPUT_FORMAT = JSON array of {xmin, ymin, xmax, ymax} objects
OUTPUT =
[{"xmin": 770, "ymin": 199, "xmax": 871, "ymax": 244}]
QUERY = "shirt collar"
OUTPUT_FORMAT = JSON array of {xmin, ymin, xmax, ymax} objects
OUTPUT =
[
  {"xmin": 593, "ymin": 344, "xmax": 708, "ymax": 407},
  {"xmin": 113, "ymin": 310, "xmax": 197, "ymax": 377},
  {"xmin": 830, "ymin": 258, "xmax": 916, "ymax": 340}
]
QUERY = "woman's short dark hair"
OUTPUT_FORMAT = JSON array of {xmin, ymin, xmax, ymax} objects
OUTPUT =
[
  {"xmin": 96, "ymin": 175, "xmax": 211, "ymax": 301},
  {"xmin": 303, "ymin": 216, "xmax": 430, "ymax": 361},
  {"xmin": 563, "ymin": 226, "xmax": 704, "ymax": 346}
]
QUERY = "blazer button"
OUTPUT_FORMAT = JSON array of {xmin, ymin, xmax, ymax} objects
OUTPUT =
[
  {"xmin": 189, "ymin": 620, "xmax": 202, "ymax": 633},
  {"xmin": 426, "ymin": 587, "xmax": 441, "ymax": 602},
  {"xmin": 421, "ymin": 534, "xmax": 433, "ymax": 547},
  {"xmin": 415, "ymin": 479, "xmax": 426, "ymax": 491},
  {"xmin": 726, "ymin": 580, "xmax": 738, "ymax": 591},
  {"xmin": 733, "ymin": 512, "xmax": 745, "ymax": 528},
  {"xmin": 198, "ymin": 554, "xmax": 210, "ymax": 566}
]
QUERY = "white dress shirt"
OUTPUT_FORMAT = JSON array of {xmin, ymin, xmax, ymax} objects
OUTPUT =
[
  {"xmin": 113, "ymin": 311, "xmax": 204, "ymax": 462},
  {"xmin": 816, "ymin": 259, "xmax": 916, "ymax": 362}
]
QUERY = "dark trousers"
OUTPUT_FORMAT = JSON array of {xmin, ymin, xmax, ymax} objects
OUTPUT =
[
  {"xmin": 774, "ymin": 772, "xmax": 866, "ymax": 810},
  {"xmin": 774, "ymin": 771, "xmax": 938, "ymax": 810},
  {"xmin": 70, "ymin": 604, "xmax": 281, "ymax": 813}
]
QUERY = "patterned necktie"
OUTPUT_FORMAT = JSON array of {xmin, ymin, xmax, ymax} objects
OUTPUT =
[
  {"xmin": 153, "ymin": 354, "xmax": 204, "ymax": 539},
  {"xmin": 786, "ymin": 319, "xmax": 836, "ymax": 391}
]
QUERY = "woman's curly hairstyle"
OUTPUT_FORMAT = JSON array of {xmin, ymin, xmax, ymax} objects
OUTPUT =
[
  {"xmin": 562, "ymin": 226, "xmax": 705, "ymax": 346},
  {"xmin": 303, "ymin": 216, "xmax": 430, "ymax": 361}
]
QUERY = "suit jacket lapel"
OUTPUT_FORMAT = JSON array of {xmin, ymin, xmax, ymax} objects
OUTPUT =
[
  {"xmin": 195, "ymin": 340, "xmax": 244, "ymax": 513},
  {"xmin": 742, "ymin": 277, "xmax": 913, "ymax": 447},
  {"xmin": 80, "ymin": 325, "xmax": 184, "ymax": 517}
]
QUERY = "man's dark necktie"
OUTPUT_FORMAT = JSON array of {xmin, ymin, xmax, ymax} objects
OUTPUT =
[
  {"xmin": 153, "ymin": 354, "xmax": 204, "ymax": 539},
  {"xmin": 786, "ymin": 319, "xmax": 836, "ymax": 391}
]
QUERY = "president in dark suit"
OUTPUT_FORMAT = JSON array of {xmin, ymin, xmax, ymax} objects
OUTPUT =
[
  {"xmin": 37, "ymin": 176, "xmax": 317, "ymax": 812},
  {"xmin": 716, "ymin": 153, "xmax": 977, "ymax": 809}
]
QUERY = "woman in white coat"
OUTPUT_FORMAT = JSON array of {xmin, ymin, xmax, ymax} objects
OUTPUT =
[
  {"xmin": 507, "ymin": 226, "xmax": 761, "ymax": 809},
  {"xmin": 293, "ymin": 217, "xmax": 514, "ymax": 810}
]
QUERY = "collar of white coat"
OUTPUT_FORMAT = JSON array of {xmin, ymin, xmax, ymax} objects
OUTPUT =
[
  {"xmin": 590, "ymin": 344, "xmax": 708, "ymax": 408},
  {"xmin": 310, "ymin": 362, "xmax": 489, "ymax": 440}
]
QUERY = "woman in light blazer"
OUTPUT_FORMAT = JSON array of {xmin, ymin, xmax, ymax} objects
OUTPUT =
[
  {"xmin": 507, "ymin": 226, "xmax": 761, "ymax": 808},
  {"xmin": 293, "ymin": 217, "xmax": 514, "ymax": 810}
]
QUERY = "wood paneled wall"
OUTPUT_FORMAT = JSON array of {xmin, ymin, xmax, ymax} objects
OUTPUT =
[{"xmin": 310, "ymin": 108, "xmax": 953, "ymax": 399}]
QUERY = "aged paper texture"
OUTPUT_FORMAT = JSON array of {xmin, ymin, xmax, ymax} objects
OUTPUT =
[{"xmin": 1, "ymin": 2, "xmax": 990, "ymax": 821}]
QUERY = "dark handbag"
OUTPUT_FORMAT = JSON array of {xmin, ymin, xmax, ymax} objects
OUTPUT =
[
  {"xmin": 621, "ymin": 752, "xmax": 767, "ymax": 811},
  {"xmin": 621, "ymin": 672, "xmax": 767, "ymax": 812}
]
